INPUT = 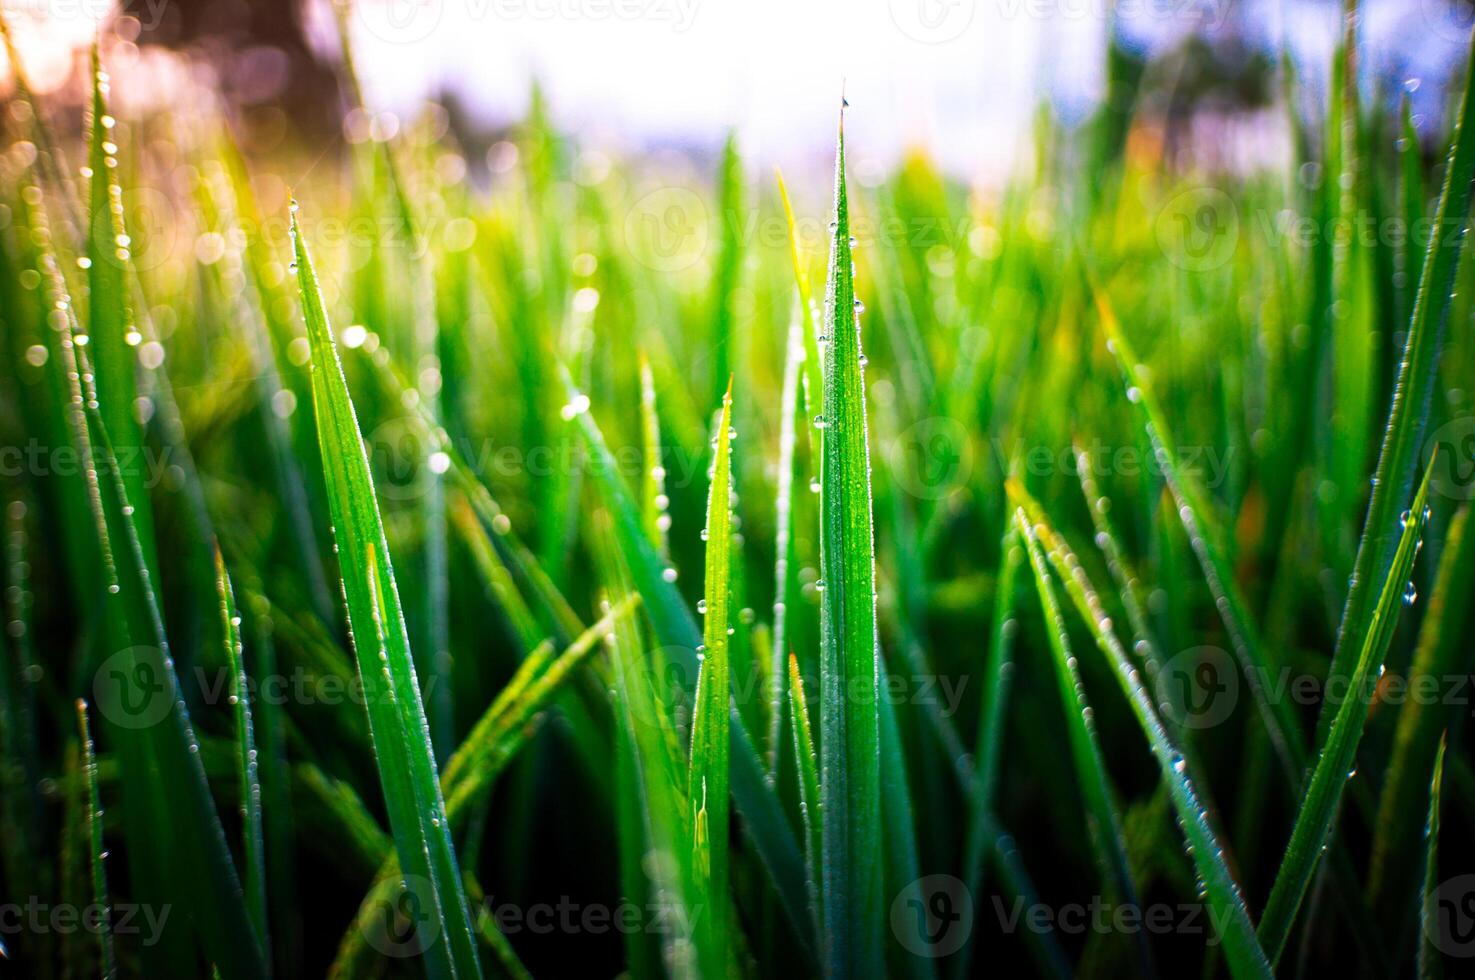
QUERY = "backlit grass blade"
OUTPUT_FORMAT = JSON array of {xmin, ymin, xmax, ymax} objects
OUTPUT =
[
  {"xmin": 1399, "ymin": 97, "xmax": 1427, "ymax": 329},
  {"xmin": 366, "ymin": 349, "xmax": 583, "ymax": 642},
  {"xmin": 1016, "ymin": 508, "xmax": 1156, "ymax": 977},
  {"xmin": 639, "ymin": 353, "xmax": 672, "ymax": 558},
  {"xmin": 1073, "ymin": 440, "xmax": 1166, "ymax": 682},
  {"xmin": 290, "ymin": 210, "xmax": 480, "ymax": 980},
  {"xmin": 1371, "ymin": 506, "xmax": 1475, "ymax": 918},
  {"xmin": 562, "ymin": 367, "xmax": 813, "ymax": 952},
  {"xmin": 687, "ymin": 382, "xmax": 735, "ymax": 978},
  {"xmin": 214, "ymin": 548, "xmax": 267, "ymax": 957},
  {"xmin": 0, "ymin": 497, "xmax": 44, "ymax": 915},
  {"xmin": 76, "ymin": 699, "xmax": 115, "ymax": 980},
  {"xmin": 816, "ymin": 108, "xmax": 884, "ymax": 978},
  {"xmin": 877, "ymin": 682, "xmax": 932, "ymax": 980},
  {"xmin": 709, "ymin": 132, "xmax": 743, "ymax": 405},
  {"xmin": 955, "ymin": 520, "xmax": 1023, "ymax": 980},
  {"xmin": 1008, "ymin": 479, "xmax": 1271, "ymax": 980},
  {"xmin": 1094, "ymin": 294, "xmax": 1304, "ymax": 778},
  {"xmin": 769, "ymin": 308, "xmax": 806, "ymax": 766},
  {"xmin": 1322, "ymin": 23, "xmax": 1475, "ymax": 741},
  {"xmin": 332, "ymin": 598, "xmax": 637, "ymax": 973},
  {"xmin": 1257, "ymin": 460, "xmax": 1437, "ymax": 964},
  {"xmin": 1419, "ymin": 735, "xmax": 1447, "ymax": 980},
  {"xmin": 591, "ymin": 508, "xmax": 696, "ymax": 974},
  {"xmin": 334, "ymin": 13, "xmax": 454, "ymax": 759},
  {"xmin": 85, "ymin": 47, "xmax": 158, "ymax": 578},
  {"xmin": 85, "ymin": 405, "xmax": 267, "ymax": 978},
  {"xmin": 788, "ymin": 653, "xmax": 823, "ymax": 935}
]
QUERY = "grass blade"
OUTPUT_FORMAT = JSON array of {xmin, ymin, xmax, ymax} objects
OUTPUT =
[
  {"xmin": 769, "ymin": 310, "xmax": 806, "ymax": 767},
  {"xmin": 954, "ymin": 521, "xmax": 1023, "ymax": 980},
  {"xmin": 76, "ymin": 699, "xmax": 115, "ymax": 980},
  {"xmin": 214, "ymin": 548, "xmax": 268, "ymax": 958},
  {"xmin": 1321, "ymin": 24, "xmax": 1475, "ymax": 740},
  {"xmin": 1419, "ymin": 735, "xmax": 1447, "ymax": 980},
  {"xmin": 290, "ymin": 210, "xmax": 480, "ymax": 980},
  {"xmin": 817, "ymin": 107, "xmax": 884, "ymax": 977},
  {"xmin": 1257, "ymin": 459, "xmax": 1437, "ymax": 963},
  {"xmin": 1016, "ymin": 508, "xmax": 1156, "ymax": 977},
  {"xmin": 1094, "ymin": 293, "xmax": 1305, "ymax": 779},
  {"xmin": 1008, "ymin": 479, "xmax": 1271, "ymax": 980},
  {"xmin": 563, "ymin": 367, "xmax": 813, "ymax": 953},
  {"xmin": 788, "ymin": 653, "xmax": 823, "ymax": 936},
  {"xmin": 1371, "ymin": 506, "xmax": 1475, "ymax": 918},
  {"xmin": 687, "ymin": 382, "xmax": 735, "ymax": 977},
  {"xmin": 85, "ymin": 47, "xmax": 158, "ymax": 577}
]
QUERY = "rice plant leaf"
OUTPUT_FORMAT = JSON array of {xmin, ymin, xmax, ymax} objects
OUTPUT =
[
  {"xmin": 639, "ymin": 353, "xmax": 672, "ymax": 559},
  {"xmin": 769, "ymin": 309, "xmax": 806, "ymax": 765},
  {"xmin": 214, "ymin": 548, "xmax": 268, "ymax": 957},
  {"xmin": 562, "ymin": 367, "xmax": 813, "ymax": 952},
  {"xmin": 290, "ymin": 211, "xmax": 480, "ymax": 980},
  {"xmin": 85, "ymin": 405, "xmax": 267, "ymax": 979},
  {"xmin": 331, "ymin": 597, "xmax": 637, "ymax": 974},
  {"xmin": 687, "ymin": 382, "xmax": 735, "ymax": 978},
  {"xmin": 1419, "ymin": 735, "xmax": 1447, "ymax": 980},
  {"xmin": 1016, "ymin": 508, "xmax": 1156, "ymax": 978},
  {"xmin": 591, "ymin": 508, "xmax": 696, "ymax": 974},
  {"xmin": 954, "ymin": 521, "xmax": 1023, "ymax": 980},
  {"xmin": 1371, "ymin": 506, "xmax": 1475, "ymax": 915},
  {"xmin": 1258, "ymin": 460, "xmax": 1437, "ymax": 964},
  {"xmin": 788, "ymin": 653, "xmax": 823, "ymax": 935},
  {"xmin": 76, "ymin": 699, "xmax": 115, "ymax": 980},
  {"xmin": 1008, "ymin": 479, "xmax": 1271, "ymax": 980},
  {"xmin": 877, "ymin": 679, "xmax": 933, "ymax": 980},
  {"xmin": 1322, "ymin": 24, "xmax": 1475, "ymax": 741},
  {"xmin": 709, "ymin": 132, "xmax": 743, "ymax": 405},
  {"xmin": 1094, "ymin": 295, "xmax": 1305, "ymax": 778},
  {"xmin": 816, "ymin": 109, "xmax": 884, "ymax": 978},
  {"xmin": 1400, "ymin": 97, "xmax": 1427, "ymax": 326},
  {"xmin": 85, "ymin": 47, "xmax": 158, "ymax": 577}
]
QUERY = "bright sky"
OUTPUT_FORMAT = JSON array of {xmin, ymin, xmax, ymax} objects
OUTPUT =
[
  {"xmin": 329, "ymin": 0, "xmax": 1472, "ymax": 177},
  {"xmin": 4, "ymin": 0, "xmax": 1472, "ymax": 181}
]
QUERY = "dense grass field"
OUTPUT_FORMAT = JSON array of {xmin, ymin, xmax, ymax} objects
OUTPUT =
[{"xmin": 3, "ymin": 8, "xmax": 1475, "ymax": 979}]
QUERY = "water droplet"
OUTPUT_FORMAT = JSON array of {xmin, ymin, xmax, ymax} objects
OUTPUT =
[
  {"xmin": 813, "ymin": 415, "xmax": 827, "ymax": 430},
  {"xmin": 1403, "ymin": 581, "xmax": 1418, "ymax": 605},
  {"xmin": 662, "ymin": 567, "xmax": 679, "ymax": 583}
]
